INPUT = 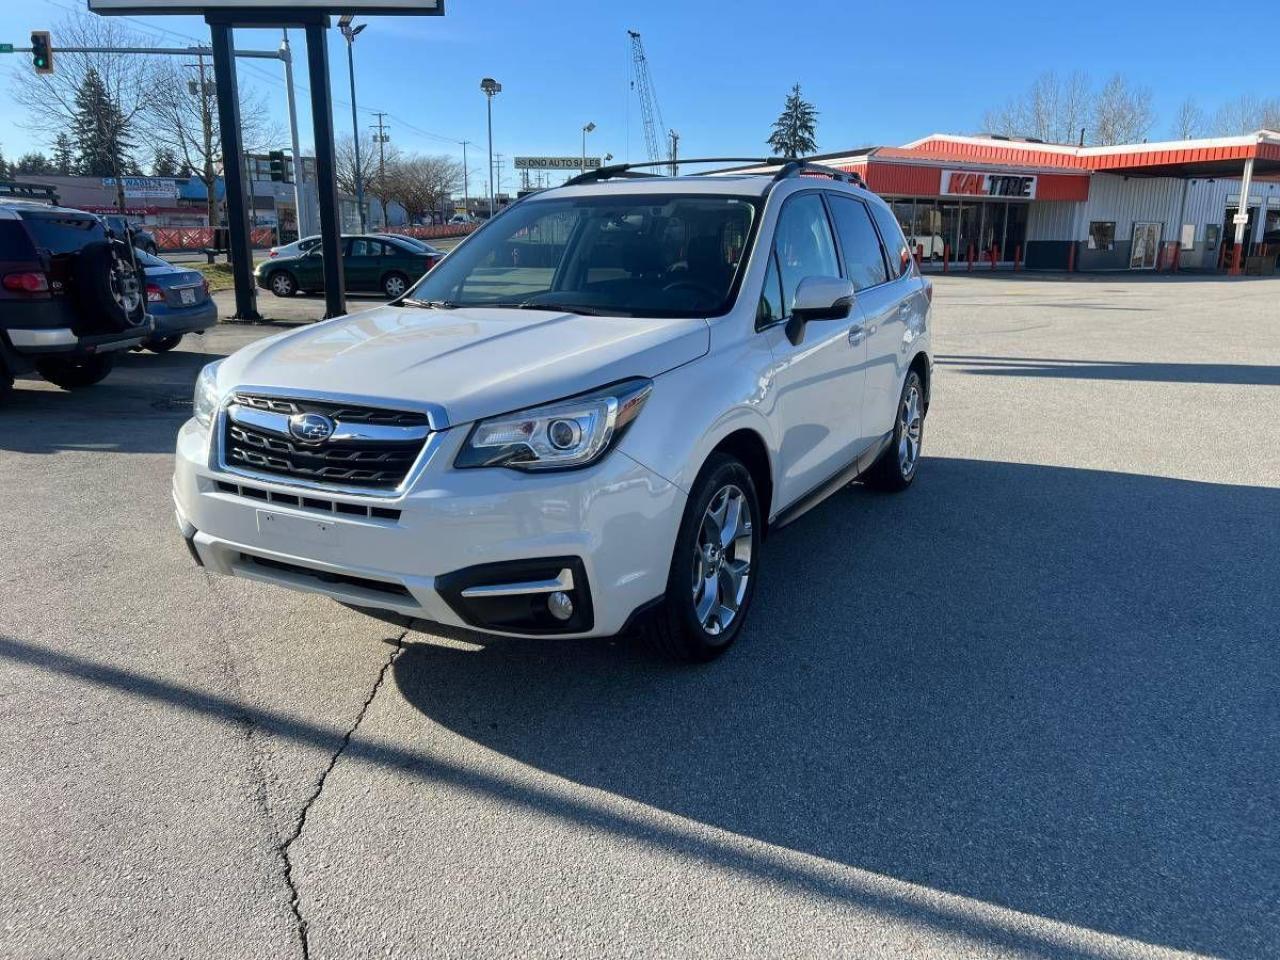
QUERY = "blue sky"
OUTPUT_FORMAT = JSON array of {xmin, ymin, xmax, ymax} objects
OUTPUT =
[{"xmin": 0, "ymin": 0, "xmax": 1266, "ymax": 185}]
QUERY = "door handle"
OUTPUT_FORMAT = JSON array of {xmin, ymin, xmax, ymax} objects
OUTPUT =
[{"xmin": 847, "ymin": 324, "xmax": 865, "ymax": 346}]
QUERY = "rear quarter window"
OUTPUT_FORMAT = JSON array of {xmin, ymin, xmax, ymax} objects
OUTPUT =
[
  {"xmin": 19, "ymin": 213, "xmax": 107, "ymax": 255},
  {"xmin": 0, "ymin": 220, "xmax": 38, "ymax": 261}
]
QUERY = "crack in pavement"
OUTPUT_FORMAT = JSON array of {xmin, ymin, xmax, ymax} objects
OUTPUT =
[{"xmin": 278, "ymin": 632, "xmax": 407, "ymax": 960}]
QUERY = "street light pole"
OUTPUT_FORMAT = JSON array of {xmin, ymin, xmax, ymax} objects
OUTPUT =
[
  {"xmin": 460, "ymin": 140, "xmax": 471, "ymax": 217},
  {"xmin": 339, "ymin": 16, "xmax": 368, "ymax": 233},
  {"xmin": 480, "ymin": 78, "xmax": 501, "ymax": 218},
  {"xmin": 581, "ymin": 121, "xmax": 596, "ymax": 173}
]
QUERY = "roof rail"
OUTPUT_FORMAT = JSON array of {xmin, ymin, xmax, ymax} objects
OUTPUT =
[
  {"xmin": 0, "ymin": 181, "xmax": 59, "ymax": 205},
  {"xmin": 562, "ymin": 157, "xmax": 779, "ymax": 187},
  {"xmin": 770, "ymin": 160, "xmax": 867, "ymax": 189}
]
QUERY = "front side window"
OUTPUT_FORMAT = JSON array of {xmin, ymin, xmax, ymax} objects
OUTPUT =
[
  {"xmin": 829, "ymin": 195, "xmax": 889, "ymax": 290},
  {"xmin": 405, "ymin": 193, "xmax": 759, "ymax": 318},
  {"xmin": 773, "ymin": 193, "xmax": 840, "ymax": 315}
]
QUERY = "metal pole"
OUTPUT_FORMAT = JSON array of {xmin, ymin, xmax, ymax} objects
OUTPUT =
[
  {"xmin": 1231, "ymin": 155, "xmax": 1256, "ymax": 276},
  {"xmin": 206, "ymin": 19, "xmax": 260, "ymax": 322},
  {"xmin": 280, "ymin": 30, "xmax": 308, "ymax": 239},
  {"xmin": 582, "ymin": 128, "xmax": 586, "ymax": 172},
  {"xmin": 486, "ymin": 96, "xmax": 494, "ymax": 218},
  {"xmin": 304, "ymin": 20, "xmax": 346, "ymax": 318},
  {"xmin": 461, "ymin": 140, "xmax": 469, "ymax": 216},
  {"xmin": 345, "ymin": 37, "xmax": 366, "ymax": 233}
]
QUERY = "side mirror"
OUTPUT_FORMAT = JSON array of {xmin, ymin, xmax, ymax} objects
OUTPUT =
[{"xmin": 785, "ymin": 276, "xmax": 855, "ymax": 345}]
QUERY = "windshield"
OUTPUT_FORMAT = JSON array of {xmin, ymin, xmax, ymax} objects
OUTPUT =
[{"xmin": 404, "ymin": 193, "xmax": 759, "ymax": 318}]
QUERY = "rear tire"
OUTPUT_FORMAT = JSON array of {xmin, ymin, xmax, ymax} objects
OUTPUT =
[
  {"xmin": 268, "ymin": 270, "xmax": 298, "ymax": 298},
  {"xmin": 382, "ymin": 271, "xmax": 409, "ymax": 299},
  {"xmin": 641, "ymin": 453, "xmax": 761, "ymax": 663},
  {"xmin": 35, "ymin": 354, "xmax": 115, "ymax": 390},
  {"xmin": 863, "ymin": 370, "xmax": 925, "ymax": 492},
  {"xmin": 0, "ymin": 357, "xmax": 13, "ymax": 402},
  {"xmin": 146, "ymin": 334, "xmax": 183, "ymax": 353}
]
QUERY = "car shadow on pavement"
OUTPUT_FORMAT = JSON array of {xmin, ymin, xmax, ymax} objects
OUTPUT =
[
  {"xmin": 390, "ymin": 456, "xmax": 1280, "ymax": 959},
  {"xmin": 937, "ymin": 355, "xmax": 1280, "ymax": 386},
  {"xmin": 0, "ymin": 348, "xmax": 219, "ymax": 454}
]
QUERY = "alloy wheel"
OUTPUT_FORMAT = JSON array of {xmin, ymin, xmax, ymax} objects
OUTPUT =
[
  {"xmin": 898, "ymin": 383, "xmax": 923, "ymax": 478},
  {"xmin": 691, "ymin": 484, "xmax": 753, "ymax": 636}
]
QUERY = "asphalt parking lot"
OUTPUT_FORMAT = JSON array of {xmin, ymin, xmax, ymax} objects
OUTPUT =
[{"xmin": 1, "ymin": 274, "xmax": 1277, "ymax": 959}]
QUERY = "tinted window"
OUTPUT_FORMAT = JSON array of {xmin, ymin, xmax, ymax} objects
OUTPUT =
[
  {"xmin": 349, "ymin": 238, "xmax": 383, "ymax": 257},
  {"xmin": 828, "ymin": 195, "xmax": 888, "ymax": 290},
  {"xmin": 0, "ymin": 221, "xmax": 37, "ymax": 261},
  {"xmin": 19, "ymin": 213, "xmax": 107, "ymax": 255},
  {"xmin": 868, "ymin": 202, "xmax": 912, "ymax": 278},
  {"xmin": 408, "ymin": 194, "xmax": 759, "ymax": 318},
  {"xmin": 757, "ymin": 252, "xmax": 783, "ymax": 327},
  {"xmin": 773, "ymin": 193, "xmax": 840, "ymax": 315}
]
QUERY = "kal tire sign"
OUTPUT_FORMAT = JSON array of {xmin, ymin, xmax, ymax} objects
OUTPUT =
[{"xmin": 942, "ymin": 170, "xmax": 1037, "ymax": 199}]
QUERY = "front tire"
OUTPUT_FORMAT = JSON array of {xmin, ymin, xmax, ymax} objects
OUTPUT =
[
  {"xmin": 35, "ymin": 354, "xmax": 115, "ymax": 390},
  {"xmin": 642, "ymin": 453, "xmax": 761, "ymax": 662},
  {"xmin": 864, "ymin": 370, "xmax": 925, "ymax": 492},
  {"xmin": 268, "ymin": 270, "xmax": 298, "ymax": 298}
]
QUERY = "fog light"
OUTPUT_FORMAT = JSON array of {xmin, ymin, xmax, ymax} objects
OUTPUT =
[{"xmin": 547, "ymin": 591, "xmax": 574, "ymax": 621}]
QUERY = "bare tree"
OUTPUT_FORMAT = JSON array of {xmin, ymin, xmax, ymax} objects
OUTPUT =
[
  {"xmin": 334, "ymin": 134, "xmax": 378, "ymax": 200},
  {"xmin": 364, "ymin": 141, "xmax": 404, "ymax": 227},
  {"xmin": 145, "ymin": 59, "xmax": 278, "ymax": 228},
  {"xmin": 982, "ymin": 71, "xmax": 1091, "ymax": 144},
  {"xmin": 1091, "ymin": 74, "xmax": 1154, "ymax": 145},
  {"xmin": 1211, "ymin": 94, "xmax": 1280, "ymax": 135},
  {"xmin": 11, "ymin": 12, "xmax": 159, "ymax": 166},
  {"xmin": 388, "ymin": 154, "xmax": 461, "ymax": 224},
  {"xmin": 1170, "ymin": 98, "xmax": 1205, "ymax": 140}
]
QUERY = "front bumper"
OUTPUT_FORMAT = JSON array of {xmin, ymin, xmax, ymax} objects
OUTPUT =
[{"xmin": 173, "ymin": 417, "xmax": 684, "ymax": 639}]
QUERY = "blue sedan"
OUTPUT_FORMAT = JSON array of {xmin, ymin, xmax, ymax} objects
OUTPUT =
[{"xmin": 136, "ymin": 250, "xmax": 218, "ymax": 352}]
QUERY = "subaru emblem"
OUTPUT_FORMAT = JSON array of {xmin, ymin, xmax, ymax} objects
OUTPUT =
[{"xmin": 288, "ymin": 412, "xmax": 335, "ymax": 443}]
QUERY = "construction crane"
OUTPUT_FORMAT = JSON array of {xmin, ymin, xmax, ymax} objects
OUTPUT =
[{"xmin": 628, "ymin": 30, "xmax": 677, "ymax": 174}]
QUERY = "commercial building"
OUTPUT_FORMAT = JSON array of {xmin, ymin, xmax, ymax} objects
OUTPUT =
[{"xmin": 805, "ymin": 130, "xmax": 1280, "ymax": 272}]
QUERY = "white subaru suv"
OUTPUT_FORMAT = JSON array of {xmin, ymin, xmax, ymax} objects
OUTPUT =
[{"xmin": 174, "ymin": 160, "xmax": 932, "ymax": 661}]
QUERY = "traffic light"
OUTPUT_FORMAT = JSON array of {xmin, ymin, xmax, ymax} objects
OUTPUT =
[
  {"xmin": 30, "ymin": 31, "xmax": 53, "ymax": 75},
  {"xmin": 268, "ymin": 150, "xmax": 287, "ymax": 182}
]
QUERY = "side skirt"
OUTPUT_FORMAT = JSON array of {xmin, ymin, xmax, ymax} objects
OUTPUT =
[{"xmin": 770, "ymin": 431, "xmax": 893, "ymax": 531}]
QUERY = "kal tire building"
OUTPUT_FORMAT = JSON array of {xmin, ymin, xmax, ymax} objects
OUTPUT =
[{"xmin": 805, "ymin": 129, "xmax": 1280, "ymax": 272}]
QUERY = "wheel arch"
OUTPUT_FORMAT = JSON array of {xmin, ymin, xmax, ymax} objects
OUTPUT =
[
  {"xmin": 707, "ymin": 428, "xmax": 774, "ymax": 539},
  {"xmin": 908, "ymin": 350, "xmax": 932, "ymax": 411}
]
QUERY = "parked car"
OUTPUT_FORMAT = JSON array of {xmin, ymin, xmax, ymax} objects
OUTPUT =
[
  {"xmin": 448, "ymin": 214, "xmax": 477, "ymax": 225},
  {"xmin": 386, "ymin": 234, "xmax": 446, "ymax": 258},
  {"xmin": 102, "ymin": 214, "xmax": 158, "ymax": 256},
  {"xmin": 175, "ymin": 161, "xmax": 932, "ymax": 661},
  {"xmin": 255, "ymin": 234, "xmax": 442, "ymax": 299},
  {"xmin": 134, "ymin": 249, "xmax": 217, "ymax": 352},
  {"xmin": 0, "ymin": 183, "xmax": 152, "ymax": 397}
]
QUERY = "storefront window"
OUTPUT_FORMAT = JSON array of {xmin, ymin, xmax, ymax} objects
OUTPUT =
[{"xmin": 1089, "ymin": 221, "xmax": 1116, "ymax": 251}]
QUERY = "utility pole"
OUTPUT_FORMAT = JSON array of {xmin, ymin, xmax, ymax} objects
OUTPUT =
[
  {"xmin": 494, "ymin": 153, "xmax": 504, "ymax": 208},
  {"xmin": 193, "ymin": 54, "xmax": 218, "ymax": 231},
  {"xmin": 280, "ymin": 30, "xmax": 307, "ymax": 239},
  {"xmin": 668, "ymin": 129, "xmax": 679, "ymax": 177},
  {"xmin": 371, "ymin": 111, "xmax": 390, "ymax": 229},
  {"xmin": 459, "ymin": 140, "xmax": 471, "ymax": 216}
]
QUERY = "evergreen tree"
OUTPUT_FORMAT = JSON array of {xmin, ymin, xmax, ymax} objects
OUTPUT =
[
  {"xmin": 151, "ymin": 147, "xmax": 180, "ymax": 178},
  {"xmin": 0, "ymin": 146, "xmax": 9, "ymax": 181},
  {"xmin": 767, "ymin": 83, "xmax": 819, "ymax": 158},
  {"xmin": 14, "ymin": 152, "xmax": 55, "ymax": 175},
  {"xmin": 52, "ymin": 133, "xmax": 74, "ymax": 176},
  {"xmin": 72, "ymin": 68, "xmax": 133, "ymax": 177}
]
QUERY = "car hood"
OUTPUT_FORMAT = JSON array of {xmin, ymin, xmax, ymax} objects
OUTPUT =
[{"xmin": 216, "ymin": 304, "xmax": 710, "ymax": 427}]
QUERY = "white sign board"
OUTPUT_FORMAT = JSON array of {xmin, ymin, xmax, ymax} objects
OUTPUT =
[
  {"xmin": 1232, "ymin": 213, "xmax": 1250, "ymax": 226},
  {"xmin": 941, "ymin": 170, "xmax": 1037, "ymax": 200},
  {"xmin": 89, "ymin": 0, "xmax": 441, "ymax": 13},
  {"xmin": 1180, "ymin": 223, "xmax": 1195, "ymax": 251},
  {"xmin": 102, "ymin": 176, "xmax": 179, "ymax": 199},
  {"xmin": 515, "ymin": 156, "xmax": 602, "ymax": 170}
]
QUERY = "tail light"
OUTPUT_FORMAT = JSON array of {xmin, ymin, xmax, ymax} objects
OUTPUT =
[
  {"xmin": 2, "ymin": 271, "xmax": 49, "ymax": 294},
  {"xmin": 146, "ymin": 283, "xmax": 165, "ymax": 303},
  {"xmin": 925, "ymin": 280, "xmax": 933, "ymax": 303},
  {"xmin": 201, "ymin": 278, "xmax": 210, "ymax": 296},
  {"xmin": 268, "ymin": 249, "xmax": 278, "ymax": 258}
]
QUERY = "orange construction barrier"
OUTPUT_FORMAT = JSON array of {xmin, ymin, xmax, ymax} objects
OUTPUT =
[{"xmin": 942, "ymin": 242, "xmax": 950, "ymax": 273}]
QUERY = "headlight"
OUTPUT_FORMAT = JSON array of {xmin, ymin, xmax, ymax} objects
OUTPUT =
[
  {"xmin": 192, "ymin": 359, "xmax": 223, "ymax": 428},
  {"xmin": 455, "ymin": 379, "xmax": 652, "ymax": 471}
]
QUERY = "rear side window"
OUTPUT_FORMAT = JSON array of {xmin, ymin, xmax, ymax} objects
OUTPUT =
[
  {"xmin": 828, "ymin": 196, "xmax": 888, "ymax": 290},
  {"xmin": 868, "ymin": 202, "xmax": 912, "ymax": 278},
  {"xmin": 773, "ymin": 193, "xmax": 841, "ymax": 315},
  {"xmin": 0, "ymin": 221, "xmax": 37, "ymax": 261},
  {"xmin": 19, "ymin": 213, "xmax": 107, "ymax": 255}
]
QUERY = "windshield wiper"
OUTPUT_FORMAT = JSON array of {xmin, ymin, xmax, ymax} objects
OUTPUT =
[
  {"xmin": 399, "ymin": 298, "xmax": 456, "ymax": 309},
  {"xmin": 484, "ymin": 301, "xmax": 608, "ymax": 316}
]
